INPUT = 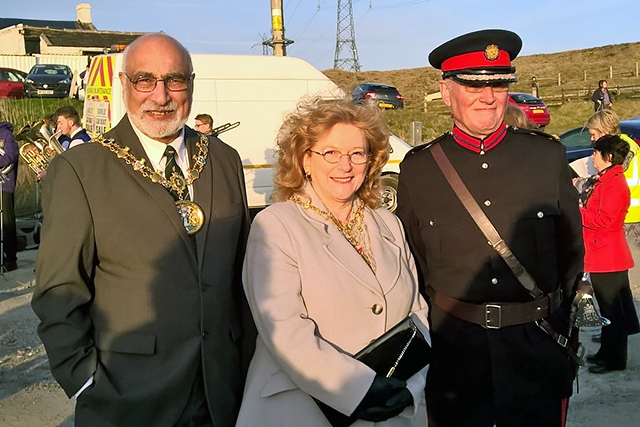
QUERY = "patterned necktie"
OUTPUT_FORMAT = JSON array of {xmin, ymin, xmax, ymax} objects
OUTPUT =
[{"xmin": 164, "ymin": 145, "xmax": 190, "ymax": 201}]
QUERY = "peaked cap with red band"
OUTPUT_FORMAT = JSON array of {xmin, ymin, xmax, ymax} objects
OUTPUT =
[{"xmin": 429, "ymin": 29, "xmax": 522, "ymax": 84}]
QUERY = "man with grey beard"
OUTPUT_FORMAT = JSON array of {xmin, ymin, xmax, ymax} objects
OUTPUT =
[{"xmin": 32, "ymin": 33, "xmax": 256, "ymax": 427}]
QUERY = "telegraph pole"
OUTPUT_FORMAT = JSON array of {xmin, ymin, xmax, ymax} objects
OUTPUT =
[
  {"xmin": 334, "ymin": 0, "xmax": 361, "ymax": 71},
  {"xmin": 263, "ymin": 0, "xmax": 293, "ymax": 56}
]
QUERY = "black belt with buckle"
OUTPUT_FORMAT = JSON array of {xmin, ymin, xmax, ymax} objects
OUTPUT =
[{"xmin": 432, "ymin": 288, "xmax": 562, "ymax": 329}]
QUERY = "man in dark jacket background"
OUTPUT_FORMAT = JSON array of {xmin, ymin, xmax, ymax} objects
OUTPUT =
[
  {"xmin": 0, "ymin": 109, "xmax": 19, "ymax": 271},
  {"xmin": 397, "ymin": 29, "xmax": 584, "ymax": 427}
]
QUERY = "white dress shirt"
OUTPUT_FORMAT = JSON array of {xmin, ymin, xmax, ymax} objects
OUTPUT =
[{"xmin": 132, "ymin": 124, "xmax": 194, "ymax": 200}]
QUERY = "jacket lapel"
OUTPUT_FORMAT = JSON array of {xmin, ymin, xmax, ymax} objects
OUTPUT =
[
  {"xmin": 105, "ymin": 116, "xmax": 196, "ymax": 257},
  {"xmin": 299, "ymin": 186, "xmax": 401, "ymax": 296},
  {"xmin": 364, "ymin": 209, "xmax": 402, "ymax": 295},
  {"xmin": 188, "ymin": 128, "xmax": 213, "ymax": 270}
]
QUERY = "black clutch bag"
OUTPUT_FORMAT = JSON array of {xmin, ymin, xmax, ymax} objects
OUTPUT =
[{"xmin": 314, "ymin": 316, "xmax": 431, "ymax": 427}]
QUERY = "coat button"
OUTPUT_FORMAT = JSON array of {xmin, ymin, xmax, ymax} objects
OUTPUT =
[
  {"xmin": 482, "ymin": 162, "xmax": 489, "ymax": 169},
  {"xmin": 537, "ymin": 211, "xmax": 544, "ymax": 218},
  {"xmin": 371, "ymin": 304, "xmax": 384, "ymax": 315},
  {"xmin": 491, "ymin": 278, "xmax": 498, "ymax": 285},
  {"xmin": 202, "ymin": 332, "xmax": 208, "ymax": 339},
  {"xmin": 484, "ymin": 200, "xmax": 491, "ymax": 207}
]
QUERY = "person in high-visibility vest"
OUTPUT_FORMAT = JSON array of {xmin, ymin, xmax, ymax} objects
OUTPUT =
[{"xmin": 586, "ymin": 109, "xmax": 640, "ymax": 224}]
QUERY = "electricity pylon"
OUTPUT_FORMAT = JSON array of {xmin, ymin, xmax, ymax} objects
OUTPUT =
[{"xmin": 334, "ymin": 0, "xmax": 361, "ymax": 71}]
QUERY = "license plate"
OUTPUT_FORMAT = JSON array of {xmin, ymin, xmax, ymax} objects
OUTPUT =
[
  {"xmin": 532, "ymin": 109, "xmax": 544, "ymax": 114},
  {"xmin": 378, "ymin": 102, "xmax": 394, "ymax": 109},
  {"xmin": 37, "ymin": 90, "xmax": 54, "ymax": 95}
]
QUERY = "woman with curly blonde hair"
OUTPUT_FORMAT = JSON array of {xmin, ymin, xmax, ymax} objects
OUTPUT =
[
  {"xmin": 272, "ymin": 96, "xmax": 391, "ymax": 208},
  {"xmin": 237, "ymin": 97, "xmax": 430, "ymax": 426}
]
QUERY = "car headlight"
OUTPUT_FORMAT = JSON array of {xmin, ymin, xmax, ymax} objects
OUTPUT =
[
  {"xmin": 26, "ymin": 79, "xmax": 34, "ymax": 83},
  {"xmin": 58, "ymin": 79, "xmax": 71, "ymax": 85}
]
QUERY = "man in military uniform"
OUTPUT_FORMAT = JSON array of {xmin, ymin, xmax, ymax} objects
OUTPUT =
[{"xmin": 397, "ymin": 29, "xmax": 584, "ymax": 426}]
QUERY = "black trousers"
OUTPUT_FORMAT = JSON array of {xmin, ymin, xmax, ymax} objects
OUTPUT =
[
  {"xmin": 2, "ymin": 191, "xmax": 17, "ymax": 263},
  {"xmin": 591, "ymin": 271, "xmax": 640, "ymax": 370},
  {"xmin": 426, "ymin": 326, "xmax": 569, "ymax": 427},
  {"xmin": 427, "ymin": 382, "xmax": 567, "ymax": 427}
]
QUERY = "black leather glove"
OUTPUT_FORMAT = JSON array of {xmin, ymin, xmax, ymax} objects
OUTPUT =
[
  {"xmin": 354, "ymin": 376, "xmax": 412, "ymax": 422},
  {"xmin": 358, "ymin": 388, "xmax": 412, "ymax": 422}
]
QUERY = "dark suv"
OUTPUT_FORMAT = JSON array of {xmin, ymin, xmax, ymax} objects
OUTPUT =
[
  {"xmin": 352, "ymin": 83, "xmax": 404, "ymax": 109},
  {"xmin": 24, "ymin": 64, "xmax": 73, "ymax": 98}
]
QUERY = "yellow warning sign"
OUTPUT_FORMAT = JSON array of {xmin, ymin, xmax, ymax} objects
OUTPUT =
[{"xmin": 83, "ymin": 55, "xmax": 115, "ymax": 136}]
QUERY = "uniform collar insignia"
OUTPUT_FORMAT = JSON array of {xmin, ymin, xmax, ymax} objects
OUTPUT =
[{"xmin": 452, "ymin": 123, "xmax": 507, "ymax": 154}]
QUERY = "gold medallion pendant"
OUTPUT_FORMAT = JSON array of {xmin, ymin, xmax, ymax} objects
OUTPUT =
[
  {"xmin": 176, "ymin": 200, "xmax": 205, "ymax": 235},
  {"xmin": 93, "ymin": 134, "xmax": 211, "ymax": 235}
]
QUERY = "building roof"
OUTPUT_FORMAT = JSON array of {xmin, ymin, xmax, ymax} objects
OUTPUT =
[
  {"xmin": 0, "ymin": 17, "xmax": 96, "ymax": 31},
  {"xmin": 30, "ymin": 27, "xmax": 145, "ymax": 48}
]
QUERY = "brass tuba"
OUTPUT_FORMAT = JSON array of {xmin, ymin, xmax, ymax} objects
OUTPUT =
[{"xmin": 16, "ymin": 121, "xmax": 65, "ymax": 175}]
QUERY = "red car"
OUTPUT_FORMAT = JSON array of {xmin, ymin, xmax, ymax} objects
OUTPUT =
[
  {"xmin": 0, "ymin": 67, "xmax": 26, "ymax": 99},
  {"xmin": 508, "ymin": 92, "xmax": 550, "ymax": 128}
]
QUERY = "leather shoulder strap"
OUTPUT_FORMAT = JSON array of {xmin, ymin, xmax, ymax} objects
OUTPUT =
[{"xmin": 430, "ymin": 143, "xmax": 544, "ymax": 299}]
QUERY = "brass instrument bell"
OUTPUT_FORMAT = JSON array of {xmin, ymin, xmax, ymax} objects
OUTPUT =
[
  {"xmin": 17, "ymin": 122, "xmax": 64, "ymax": 175},
  {"xmin": 573, "ymin": 273, "xmax": 611, "ymax": 328}
]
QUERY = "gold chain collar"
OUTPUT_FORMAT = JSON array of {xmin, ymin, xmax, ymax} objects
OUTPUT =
[
  {"xmin": 289, "ymin": 195, "xmax": 376, "ymax": 271},
  {"xmin": 92, "ymin": 133, "xmax": 210, "ymax": 198}
]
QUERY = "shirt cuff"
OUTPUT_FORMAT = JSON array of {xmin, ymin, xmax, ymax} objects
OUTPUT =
[{"xmin": 73, "ymin": 376, "xmax": 94, "ymax": 399}]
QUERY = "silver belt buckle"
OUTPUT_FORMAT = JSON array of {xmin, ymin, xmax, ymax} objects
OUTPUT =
[{"xmin": 485, "ymin": 304, "xmax": 502, "ymax": 329}]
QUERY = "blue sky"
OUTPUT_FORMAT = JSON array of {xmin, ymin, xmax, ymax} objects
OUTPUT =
[{"xmin": 9, "ymin": 0, "xmax": 640, "ymax": 71}]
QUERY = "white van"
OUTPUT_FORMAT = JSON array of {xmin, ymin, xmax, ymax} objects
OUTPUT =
[{"xmin": 83, "ymin": 53, "xmax": 409, "ymax": 211}]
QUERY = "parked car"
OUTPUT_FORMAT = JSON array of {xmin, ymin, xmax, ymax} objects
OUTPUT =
[
  {"xmin": 0, "ymin": 67, "xmax": 27, "ymax": 99},
  {"xmin": 559, "ymin": 119, "xmax": 640, "ymax": 175},
  {"xmin": 24, "ymin": 64, "xmax": 73, "ymax": 98},
  {"xmin": 352, "ymin": 83, "xmax": 404, "ymax": 109},
  {"xmin": 508, "ymin": 92, "xmax": 550, "ymax": 128}
]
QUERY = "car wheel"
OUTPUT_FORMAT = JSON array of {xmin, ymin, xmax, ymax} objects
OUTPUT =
[
  {"xmin": 380, "ymin": 174, "xmax": 399, "ymax": 213},
  {"xmin": 33, "ymin": 221, "xmax": 41, "ymax": 245}
]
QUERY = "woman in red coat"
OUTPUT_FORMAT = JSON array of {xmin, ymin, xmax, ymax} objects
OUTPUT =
[{"xmin": 581, "ymin": 135, "xmax": 640, "ymax": 373}]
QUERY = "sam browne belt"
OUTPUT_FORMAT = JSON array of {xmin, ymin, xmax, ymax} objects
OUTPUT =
[
  {"xmin": 432, "ymin": 288, "xmax": 562, "ymax": 329},
  {"xmin": 429, "ymin": 143, "xmax": 584, "ymax": 366}
]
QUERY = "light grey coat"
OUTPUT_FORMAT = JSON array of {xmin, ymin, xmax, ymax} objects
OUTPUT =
[{"xmin": 236, "ymin": 185, "xmax": 430, "ymax": 427}]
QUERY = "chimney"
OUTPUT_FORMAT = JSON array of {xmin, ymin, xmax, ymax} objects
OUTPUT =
[{"xmin": 76, "ymin": 3, "xmax": 92, "ymax": 24}]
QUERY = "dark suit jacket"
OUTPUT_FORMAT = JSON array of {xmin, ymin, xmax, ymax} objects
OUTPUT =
[
  {"xmin": 32, "ymin": 116, "xmax": 256, "ymax": 427},
  {"xmin": 591, "ymin": 87, "xmax": 612, "ymax": 111},
  {"xmin": 397, "ymin": 128, "xmax": 584, "ymax": 407}
]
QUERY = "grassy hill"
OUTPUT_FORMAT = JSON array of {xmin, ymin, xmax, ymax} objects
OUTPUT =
[{"xmin": 323, "ymin": 42, "xmax": 640, "ymax": 143}]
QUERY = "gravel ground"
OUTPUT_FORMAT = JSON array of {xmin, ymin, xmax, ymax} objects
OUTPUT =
[{"xmin": 1, "ymin": 247, "xmax": 638, "ymax": 427}]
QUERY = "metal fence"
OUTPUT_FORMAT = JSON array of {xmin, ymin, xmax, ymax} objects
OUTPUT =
[{"xmin": 0, "ymin": 54, "xmax": 89, "ymax": 75}]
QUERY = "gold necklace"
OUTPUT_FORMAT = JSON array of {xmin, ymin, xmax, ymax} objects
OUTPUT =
[
  {"xmin": 92, "ymin": 134, "xmax": 209, "ymax": 235},
  {"xmin": 289, "ymin": 195, "xmax": 376, "ymax": 271}
]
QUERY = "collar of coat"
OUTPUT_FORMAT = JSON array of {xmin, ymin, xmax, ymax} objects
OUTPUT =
[
  {"xmin": 598, "ymin": 164, "xmax": 625, "ymax": 183},
  {"xmin": 452, "ymin": 122, "xmax": 507, "ymax": 154}
]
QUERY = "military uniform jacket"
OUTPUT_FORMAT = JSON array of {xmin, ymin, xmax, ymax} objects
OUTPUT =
[
  {"xmin": 396, "ymin": 128, "xmax": 584, "ymax": 403},
  {"xmin": 32, "ymin": 116, "xmax": 256, "ymax": 427}
]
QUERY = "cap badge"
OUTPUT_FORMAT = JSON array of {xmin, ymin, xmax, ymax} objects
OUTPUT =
[{"xmin": 484, "ymin": 44, "xmax": 500, "ymax": 61}]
